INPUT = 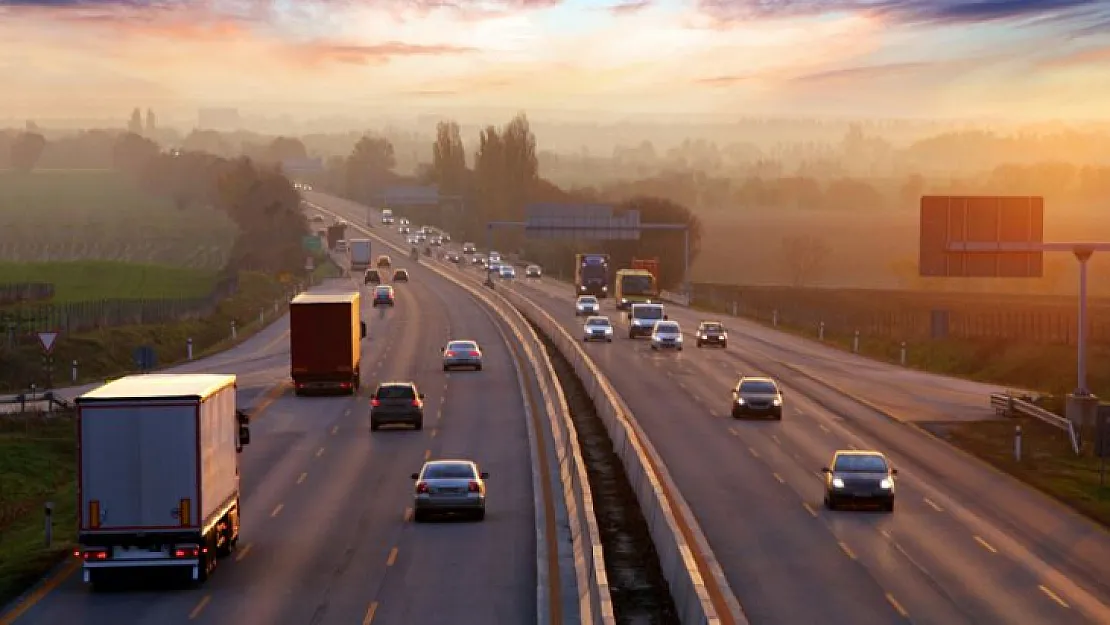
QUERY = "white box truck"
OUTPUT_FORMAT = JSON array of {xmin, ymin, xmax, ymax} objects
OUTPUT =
[
  {"xmin": 349, "ymin": 238, "xmax": 372, "ymax": 272},
  {"xmin": 75, "ymin": 374, "xmax": 252, "ymax": 587}
]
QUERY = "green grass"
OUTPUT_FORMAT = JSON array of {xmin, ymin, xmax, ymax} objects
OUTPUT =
[
  {"xmin": 0, "ymin": 261, "xmax": 216, "ymax": 302},
  {"xmin": 0, "ymin": 170, "xmax": 236, "ymax": 270},
  {"xmin": 927, "ymin": 415, "xmax": 1110, "ymax": 529},
  {"xmin": 0, "ymin": 414, "xmax": 77, "ymax": 605},
  {"xmin": 0, "ymin": 271, "xmax": 290, "ymax": 393}
]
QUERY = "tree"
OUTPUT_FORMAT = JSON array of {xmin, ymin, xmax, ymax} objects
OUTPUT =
[
  {"xmin": 10, "ymin": 132, "xmax": 46, "ymax": 172},
  {"xmin": 431, "ymin": 120, "xmax": 467, "ymax": 194},
  {"xmin": 607, "ymin": 196, "xmax": 703, "ymax": 291},
  {"xmin": 112, "ymin": 132, "xmax": 160, "ymax": 174},
  {"xmin": 780, "ymin": 234, "xmax": 831, "ymax": 287},
  {"xmin": 145, "ymin": 108, "xmax": 157, "ymax": 136},
  {"xmin": 345, "ymin": 134, "xmax": 395, "ymax": 202},
  {"xmin": 265, "ymin": 136, "xmax": 308, "ymax": 165},
  {"xmin": 128, "ymin": 108, "xmax": 143, "ymax": 134},
  {"xmin": 215, "ymin": 157, "xmax": 307, "ymax": 273}
]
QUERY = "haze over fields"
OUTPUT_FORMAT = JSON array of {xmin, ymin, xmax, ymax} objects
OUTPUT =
[{"xmin": 3, "ymin": 0, "xmax": 1110, "ymax": 294}]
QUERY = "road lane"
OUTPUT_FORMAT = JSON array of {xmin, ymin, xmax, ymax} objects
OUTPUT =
[{"xmin": 4, "ymin": 266, "xmax": 539, "ymax": 625}]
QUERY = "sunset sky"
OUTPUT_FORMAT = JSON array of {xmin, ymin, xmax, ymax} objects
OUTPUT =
[{"xmin": 2, "ymin": 0, "xmax": 1109, "ymax": 121}]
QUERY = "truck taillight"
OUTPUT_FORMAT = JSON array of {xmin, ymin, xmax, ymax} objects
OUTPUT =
[
  {"xmin": 78, "ymin": 548, "xmax": 109, "ymax": 560},
  {"xmin": 468, "ymin": 481, "xmax": 480, "ymax": 493},
  {"xmin": 173, "ymin": 546, "xmax": 201, "ymax": 558},
  {"xmin": 89, "ymin": 500, "xmax": 100, "ymax": 528},
  {"xmin": 416, "ymin": 482, "xmax": 429, "ymax": 494},
  {"xmin": 340, "ymin": 382, "xmax": 351, "ymax": 389},
  {"xmin": 179, "ymin": 498, "xmax": 191, "ymax": 526}
]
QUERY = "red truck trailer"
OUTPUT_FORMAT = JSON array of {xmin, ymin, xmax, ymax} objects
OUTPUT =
[
  {"xmin": 290, "ymin": 291, "xmax": 366, "ymax": 395},
  {"xmin": 631, "ymin": 257, "xmax": 660, "ymax": 283},
  {"xmin": 75, "ymin": 374, "xmax": 252, "ymax": 588}
]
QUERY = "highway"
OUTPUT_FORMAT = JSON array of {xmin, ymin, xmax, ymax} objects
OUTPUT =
[
  {"xmin": 4, "ymin": 265, "xmax": 541, "ymax": 624},
  {"xmin": 311, "ymin": 190, "xmax": 1110, "ymax": 625}
]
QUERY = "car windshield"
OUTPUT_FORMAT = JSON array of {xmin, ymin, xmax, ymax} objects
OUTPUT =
[
  {"xmin": 423, "ymin": 463, "xmax": 476, "ymax": 479},
  {"xmin": 586, "ymin": 318, "xmax": 610, "ymax": 326},
  {"xmin": 448, "ymin": 341, "xmax": 477, "ymax": 351},
  {"xmin": 635, "ymin": 307, "xmax": 664, "ymax": 320},
  {"xmin": 375, "ymin": 287, "xmax": 391, "ymax": 295},
  {"xmin": 739, "ymin": 380, "xmax": 777, "ymax": 394},
  {"xmin": 655, "ymin": 322, "xmax": 679, "ymax": 333},
  {"xmin": 701, "ymin": 324, "xmax": 724, "ymax": 332},
  {"xmin": 395, "ymin": 270, "xmax": 407, "ymax": 277},
  {"xmin": 834, "ymin": 454, "xmax": 888, "ymax": 473},
  {"xmin": 578, "ymin": 297, "xmax": 597, "ymax": 305},
  {"xmin": 377, "ymin": 385, "xmax": 415, "ymax": 399},
  {"xmin": 621, "ymin": 275, "xmax": 655, "ymax": 294}
]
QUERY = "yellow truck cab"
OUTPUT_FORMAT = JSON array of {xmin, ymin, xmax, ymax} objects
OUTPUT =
[{"xmin": 614, "ymin": 268, "xmax": 659, "ymax": 311}]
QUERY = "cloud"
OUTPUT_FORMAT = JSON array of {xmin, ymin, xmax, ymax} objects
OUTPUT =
[
  {"xmin": 288, "ymin": 40, "xmax": 478, "ymax": 66},
  {"xmin": 610, "ymin": 0, "xmax": 651, "ymax": 15},
  {"xmin": 697, "ymin": 0, "xmax": 1110, "ymax": 29},
  {"xmin": 1036, "ymin": 45, "xmax": 1110, "ymax": 69}
]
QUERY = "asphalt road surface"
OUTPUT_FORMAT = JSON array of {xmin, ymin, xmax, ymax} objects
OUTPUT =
[
  {"xmin": 4, "ymin": 266, "xmax": 538, "ymax": 625},
  {"xmin": 313, "ymin": 191, "xmax": 1110, "ymax": 625}
]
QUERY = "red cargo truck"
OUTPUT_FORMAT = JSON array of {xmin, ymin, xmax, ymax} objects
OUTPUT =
[
  {"xmin": 290, "ymin": 291, "xmax": 366, "ymax": 395},
  {"xmin": 631, "ymin": 257, "xmax": 660, "ymax": 283}
]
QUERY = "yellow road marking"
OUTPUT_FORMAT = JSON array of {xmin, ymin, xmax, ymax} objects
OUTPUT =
[
  {"xmin": 923, "ymin": 497, "xmax": 944, "ymax": 512},
  {"xmin": 362, "ymin": 601, "xmax": 379, "ymax": 625},
  {"xmin": 886, "ymin": 593, "xmax": 908, "ymax": 618},
  {"xmin": 315, "ymin": 447, "xmax": 325, "ymax": 458},
  {"xmin": 234, "ymin": 542, "xmax": 253, "ymax": 562},
  {"xmin": 270, "ymin": 503, "xmax": 284, "ymax": 517},
  {"xmin": 297, "ymin": 472, "xmax": 307, "ymax": 485},
  {"xmin": 838, "ymin": 541, "xmax": 856, "ymax": 560},
  {"xmin": 1039, "ymin": 585, "xmax": 1070, "ymax": 608},
  {"xmin": 188, "ymin": 595, "xmax": 212, "ymax": 620},
  {"xmin": 386, "ymin": 547, "xmax": 398, "ymax": 566},
  {"xmin": 973, "ymin": 535, "xmax": 997, "ymax": 553},
  {"xmin": 404, "ymin": 507, "xmax": 412, "ymax": 522},
  {"xmin": 772, "ymin": 473, "xmax": 785, "ymax": 484},
  {"xmin": 802, "ymin": 502, "xmax": 818, "ymax": 517}
]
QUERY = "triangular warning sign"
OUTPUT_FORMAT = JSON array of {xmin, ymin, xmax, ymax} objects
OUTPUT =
[{"xmin": 38, "ymin": 331, "xmax": 58, "ymax": 353}]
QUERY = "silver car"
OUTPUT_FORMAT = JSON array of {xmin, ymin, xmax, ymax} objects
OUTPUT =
[
  {"xmin": 650, "ymin": 320, "xmax": 683, "ymax": 350},
  {"xmin": 575, "ymin": 295, "xmax": 599, "ymax": 316},
  {"xmin": 411, "ymin": 459, "xmax": 488, "ymax": 521},
  {"xmin": 582, "ymin": 316, "xmax": 613, "ymax": 342},
  {"xmin": 499, "ymin": 265, "xmax": 516, "ymax": 279},
  {"xmin": 525, "ymin": 264, "xmax": 542, "ymax": 278},
  {"xmin": 442, "ymin": 340, "xmax": 483, "ymax": 371}
]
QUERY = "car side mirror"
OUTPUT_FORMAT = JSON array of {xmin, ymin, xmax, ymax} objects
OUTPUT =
[
  {"xmin": 360, "ymin": 321, "xmax": 367, "ymax": 339},
  {"xmin": 891, "ymin": 468, "xmax": 898, "ymax": 475},
  {"xmin": 664, "ymin": 315, "xmax": 669, "ymax": 320},
  {"xmin": 480, "ymin": 472, "xmax": 489, "ymax": 479},
  {"xmin": 237, "ymin": 425, "xmax": 251, "ymax": 449},
  {"xmin": 410, "ymin": 472, "xmax": 419, "ymax": 480},
  {"xmin": 821, "ymin": 467, "xmax": 831, "ymax": 473},
  {"xmin": 235, "ymin": 409, "xmax": 250, "ymax": 425},
  {"xmin": 419, "ymin": 393, "xmax": 426, "ymax": 399}
]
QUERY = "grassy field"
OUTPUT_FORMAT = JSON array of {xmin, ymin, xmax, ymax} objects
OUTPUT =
[
  {"xmin": 0, "ymin": 261, "xmax": 216, "ymax": 302},
  {"xmin": 0, "ymin": 271, "xmax": 289, "ymax": 393},
  {"xmin": 926, "ymin": 415, "xmax": 1110, "ymax": 528},
  {"xmin": 0, "ymin": 413, "xmax": 77, "ymax": 606},
  {"xmin": 0, "ymin": 170, "xmax": 235, "ymax": 270}
]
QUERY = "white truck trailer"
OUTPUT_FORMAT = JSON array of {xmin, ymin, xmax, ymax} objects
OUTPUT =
[
  {"xmin": 349, "ymin": 238, "xmax": 373, "ymax": 272},
  {"xmin": 75, "ymin": 374, "xmax": 252, "ymax": 587}
]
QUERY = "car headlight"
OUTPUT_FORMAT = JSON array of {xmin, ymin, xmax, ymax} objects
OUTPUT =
[
  {"xmin": 602, "ymin": 286, "xmax": 608, "ymax": 291},
  {"xmin": 604, "ymin": 327, "xmax": 613, "ymax": 334},
  {"xmin": 880, "ymin": 478, "xmax": 893, "ymax": 489},
  {"xmin": 736, "ymin": 398, "xmax": 745, "ymax": 405},
  {"xmin": 621, "ymin": 298, "xmax": 627, "ymax": 303},
  {"xmin": 772, "ymin": 398, "xmax": 782, "ymax": 406},
  {"xmin": 675, "ymin": 336, "xmax": 683, "ymax": 342},
  {"xmin": 700, "ymin": 334, "xmax": 708, "ymax": 339},
  {"xmin": 832, "ymin": 478, "xmax": 845, "ymax": 488},
  {"xmin": 579, "ymin": 286, "xmax": 586, "ymax": 291}
]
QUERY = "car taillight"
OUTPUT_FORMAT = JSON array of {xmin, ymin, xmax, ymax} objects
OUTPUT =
[
  {"xmin": 416, "ymin": 482, "xmax": 429, "ymax": 494},
  {"xmin": 340, "ymin": 382, "xmax": 351, "ymax": 389},
  {"xmin": 445, "ymin": 351, "xmax": 455, "ymax": 357},
  {"xmin": 411, "ymin": 399, "xmax": 421, "ymax": 407},
  {"xmin": 468, "ymin": 481, "xmax": 480, "ymax": 493},
  {"xmin": 371, "ymin": 398, "xmax": 380, "ymax": 407}
]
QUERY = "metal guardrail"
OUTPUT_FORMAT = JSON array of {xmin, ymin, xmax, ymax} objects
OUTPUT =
[
  {"xmin": 990, "ymin": 391, "xmax": 1080, "ymax": 455},
  {"xmin": 0, "ymin": 390, "xmax": 72, "ymax": 413}
]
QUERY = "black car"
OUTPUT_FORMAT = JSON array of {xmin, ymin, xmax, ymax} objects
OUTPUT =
[
  {"xmin": 393, "ymin": 269, "xmax": 410, "ymax": 282},
  {"xmin": 696, "ymin": 321, "xmax": 728, "ymax": 348},
  {"xmin": 372, "ymin": 285, "xmax": 395, "ymax": 306},
  {"xmin": 822, "ymin": 450, "xmax": 897, "ymax": 512},
  {"xmin": 447, "ymin": 252, "xmax": 461, "ymax": 263},
  {"xmin": 730, "ymin": 376, "xmax": 783, "ymax": 419},
  {"xmin": 370, "ymin": 382, "xmax": 425, "ymax": 430},
  {"xmin": 364, "ymin": 269, "xmax": 381, "ymax": 284}
]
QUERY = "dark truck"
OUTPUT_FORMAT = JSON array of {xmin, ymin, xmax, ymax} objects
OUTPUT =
[
  {"xmin": 575, "ymin": 253, "xmax": 611, "ymax": 299},
  {"xmin": 326, "ymin": 224, "xmax": 346, "ymax": 250},
  {"xmin": 290, "ymin": 291, "xmax": 366, "ymax": 395}
]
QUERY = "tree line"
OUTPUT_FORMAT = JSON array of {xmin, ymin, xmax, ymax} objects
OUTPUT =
[{"xmin": 6, "ymin": 126, "xmax": 312, "ymax": 276}]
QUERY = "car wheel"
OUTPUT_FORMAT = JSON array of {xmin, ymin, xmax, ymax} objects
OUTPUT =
[
  {"xmin": 696, "ymin": 340, "xmax": 702, "ymax": 347},
  {"xmin": 476, "ymin": 364, "xmax": 482, "ymax": 371},
  {"xmin": 474, "ymin": 508, "xmax": 486, "ymax": 521},
  {"xmin": 413, "ymin": 510, "xmax": 428, "ymax": 523},
  {"xmin": 607, "ymin": 338, "xmax": 612, "ymax": 343},
  {"xmin": 443, "ymin": 365, "xmax": 450, "ymax": 371},
  {"xmin": 824, "ymin": 496, "xmax": 835, "ymax": 510},
  {"xmin": 414, "ymin": 419, "xmax": 423, "ymax": 431},
  {"xmin": 370, "ymin": 420, "xmax": 379, "ymax": 431},
  {"xmin": 678, "ymin": 346, "xmax": 683, "ymax": 351},
  {"xmin": 884, "ymin": 500, "xmax": 895, "ymax": 513},
  {"xmin": 721, "ymin": 342, "xmax": 728, "ymax": 349}
]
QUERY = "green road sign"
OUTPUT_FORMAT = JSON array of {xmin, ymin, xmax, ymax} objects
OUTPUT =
[{"xmin": 302, "ymin": 235, "xmax": 322, "ymax": 252}]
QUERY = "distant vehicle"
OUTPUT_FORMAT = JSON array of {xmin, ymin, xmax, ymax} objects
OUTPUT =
[
  {"xmin": 582, "ymin": 316, "xmax": 613, "ymax": 342},
  {"xmin": 326, "ymin": 223, "xmax": 345, "ymax": 249},
  {"xmin": 377, "ymin": 255, "xmax": 392, "ymax": 268},
  {"xmin": 75, "ymin": 374, "xmax": 251, "ymax": 587},
  {"xmin": 372, "ymin": 285, "xmax": 395, "ymax": 307},
  {"xmin": 575, "ymin": 253, "xmax": 610, "ymax": 298},
  {"xmin": 471, "ymin": 256, "xmax": 485, "ymax": 266},
  {"xmin": 488, "ymin": 250, "xmax": 502, "ymax": 263},
  {"xmin": 615, "ymin": 268, "xmax": 658, "ymax": 311},
  {"xmin": 370, "ymin": 382, "xmax": 424, "ymax": 431},
  {"xmin": 696, "ymin": 321, "xmax": 728, "ymax": 348},
  {"xmin": 441, "ymin": 232, "xmax": 452, "ymax": 242},
  {"xmin": 311, "ymin": 215, "xmax": 325, "ymax": 223},
  {"xmin": 399, "ymin": 225, "xmax": 411, "ymax": 235},
  {"xmin": 650, "ymin": 320, "xmax": 683, "ymax": 351},
  {"xmin": 290, "ymin": 291, "xmax": 366, "ymax": 395},
  {"xmin": 730, "ymin": 376, "xmax": 782, "ymax": 420},
  {"xmin": 335, "ymin": 239, "xmax": 348, "ymax": 253},
  {"xmin": 430, "ymin": 236, "xmax": 443, "ymax": 247},
  {"xmin": 349, "ymin": 239, "xmax": 372, "ymax": 272},
  {"xmin": 364, "ymin": 269, "xmax": 382, "ymax": 284},
  {"xmin": 575, "ymin": 295, "xmax": 600, "ymax": 316},
  {"xmin": 627, "ymin": 303, "xmax": 666, "ymax": 339},
  {"xmin": 525, "ymin": 264, "xmax": 542, "ymax": 278},
  {"xmin": 381, "ymin": 209, "xmax": 394, "ymax": 224},
  {"xmin": 399, "ymin": 218, "xmax": 410, "ymax": 226},
  {"xmin": 446, "ymin": 252, "xmax": 461, "ymax": 263},
  {"xmin": 392, "ymin": 268, "xmax": 410, "ymax": 282},
  {"xmin": 822, "ymin": 451, "xmax": 897, "ymax": 512},
  {"xmin": 411, "ymin": 459, "xmax": 488, "ymax": 522},
  {"xmin": 442, "ymin": 339, "xmax": 483, "ymax": 371},
  {"xmin": 406, "ymin": 235, "xmax": 418, "ymax": 245},
  {"xmin": 499, "ymin": 265, "xmax": 516, "ymax": 279},
  {"xmin": 462, "ymin": 242, "xmax": 477, "ymax": 254},
  {"xmin": 415, "ymin": 232, "xmax": 427, "ymax": 243}
]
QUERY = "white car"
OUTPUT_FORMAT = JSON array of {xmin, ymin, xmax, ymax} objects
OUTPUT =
[
  {"xmin": 650, "ymin": 320, "xmax": 683, "ymax": 351},
  {"xmin": 582, "ymin": 316, "xmax": 613, "ymax": 342},
  {"xmin": 525, "ymin": 264, "xmax": 542, "ymax": 278},
  {"xmin": 411, "ymin": 459, "xmax": 488, "ymax": 521},
  {"xmin": 499, "ymin": 265, "xmax": 516, "ymax": 279},
  {"xmin": 575, "ymin": 296, "xmax": 600, "ymax": 316}
]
